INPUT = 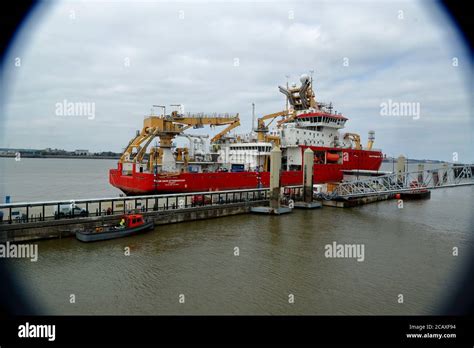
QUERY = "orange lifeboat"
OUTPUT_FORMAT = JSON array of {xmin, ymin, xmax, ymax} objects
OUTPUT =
[{"xmin": 326, "ymin": 153, "xmax": 340, "ymax": 162}]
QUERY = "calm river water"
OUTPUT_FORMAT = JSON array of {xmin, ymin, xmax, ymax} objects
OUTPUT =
[{"xmin": 0, "ymin": 158, "xmax": 472, "ymax": 314}]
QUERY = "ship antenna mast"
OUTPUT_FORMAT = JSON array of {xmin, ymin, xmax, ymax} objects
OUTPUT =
[
  {"xmin": 285, "ymin": 74, "xmax": 290, "ymax": 112},
  {"xmin": 309, "ymin": 69, "xmax": 317, "ymax": 109},
  {"xmin": 252, "ymin": 102, "xmax": 256, "ymax": 132}
]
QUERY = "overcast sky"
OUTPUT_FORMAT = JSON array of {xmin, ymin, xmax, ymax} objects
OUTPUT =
[{"xmin": 1, "ymin": 0, "xmax": 472, "ymax": 162}]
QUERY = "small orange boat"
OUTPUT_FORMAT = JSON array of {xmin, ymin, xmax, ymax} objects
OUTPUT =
[{"xmin": 75, "ymin": 214, "xmax": 154, "ymax": 242}]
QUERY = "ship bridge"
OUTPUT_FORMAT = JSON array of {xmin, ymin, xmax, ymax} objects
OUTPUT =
[
  {"xmin": 280, "ymin": 110, "xmax": 350, "ymax": 149},
  {"xmin": 294, "ymin": 111, "xmax": 347, "ymax": 130}
]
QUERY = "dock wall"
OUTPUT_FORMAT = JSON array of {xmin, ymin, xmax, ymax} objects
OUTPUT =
[{"xmin": 0, "ymin": 201, "xmax": 267, "ymax": 243}]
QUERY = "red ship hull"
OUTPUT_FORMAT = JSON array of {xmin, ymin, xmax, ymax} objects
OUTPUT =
[{"xmin": 109, "ymin": 146, "xmax": 383, "ymax": 195}]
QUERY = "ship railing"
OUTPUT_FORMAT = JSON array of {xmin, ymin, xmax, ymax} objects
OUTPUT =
[
  {"xmin": 181, "ymin": 112, "xmax": 237, "ymax": 119},
  {"xmin": 0, "ymin": 186, "xmax": 301, "ymax": 225}
]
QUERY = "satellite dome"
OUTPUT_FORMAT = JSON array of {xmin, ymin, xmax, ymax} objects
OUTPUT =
[{"xmin": 300, "ymin": 74, "xmax": 310, "ymax": 83}]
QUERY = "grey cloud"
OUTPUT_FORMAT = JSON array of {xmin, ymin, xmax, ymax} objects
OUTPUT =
[{"xmin": 1, "ymin": 0, "xmax": 472, "ymax": 161}]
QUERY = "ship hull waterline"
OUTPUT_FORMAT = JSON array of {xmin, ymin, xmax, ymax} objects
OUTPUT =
[{"xmin": 110, "ymin": 147, "xmax": 383, "ymax": 196}]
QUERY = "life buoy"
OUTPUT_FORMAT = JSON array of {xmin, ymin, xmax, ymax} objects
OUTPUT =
[{"xmin": 96, "ymin": 227, "xmax": 103, "ymax": 233}]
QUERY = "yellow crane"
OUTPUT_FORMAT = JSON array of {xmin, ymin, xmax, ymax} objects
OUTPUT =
[
  {"xmin": 343, "ymin": 133, "xmax": 362, "ymax": 150},
  {"xmin": 343, "ymin": 132, "xmax": 376, "ymax": 150},
  {"xmin": 277, "ymin": 113, "xmax": 297, "ymax": 127},
  {"xmin": 175, "ymin": 147, "xmax": 189, "ymax": 168},
  {"xmin": 210, "ymin": 117, "xmax": 241, "ymax": 143},
  {"xmin": 255, "ymin": 110, "xmax": 290, "ymax": 143},
  {"xmin": 119, "ymin": 110, "xmax": 240, "ymax": 165}
]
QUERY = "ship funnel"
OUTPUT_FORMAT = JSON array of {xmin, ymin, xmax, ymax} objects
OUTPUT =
[{"xmin": 367, "ymin": 130, "xmax": 375, "ymax": 150}]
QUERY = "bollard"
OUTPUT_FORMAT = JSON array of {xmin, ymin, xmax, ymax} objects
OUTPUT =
[
  {"xmin": 303, "ymin": 148, "xmax": 314, "ymax": 203},
  {"xmin": 396, "ymin": 155, "xmax": 406, "ymax": 185},
  {"xmin": 250, "ymin": 145, "xmax": 292, "ymax": 214},
  {"xmin": 294, "ymin": 148, "xmax": 322, "ymax": 209},
  {"xmin": 269, "ymin": 146, "xmax": 282, "ymax": 210}
]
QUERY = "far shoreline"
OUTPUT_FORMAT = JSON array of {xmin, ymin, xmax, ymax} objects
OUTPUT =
[{"xmin": 0, "ymin": 154, "xmax": 119, "ymax": 160}]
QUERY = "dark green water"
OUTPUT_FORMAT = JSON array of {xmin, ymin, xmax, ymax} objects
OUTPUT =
[{"xmin": 1, "ymin": 158, "xmax": 473, "ymax": 314}]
